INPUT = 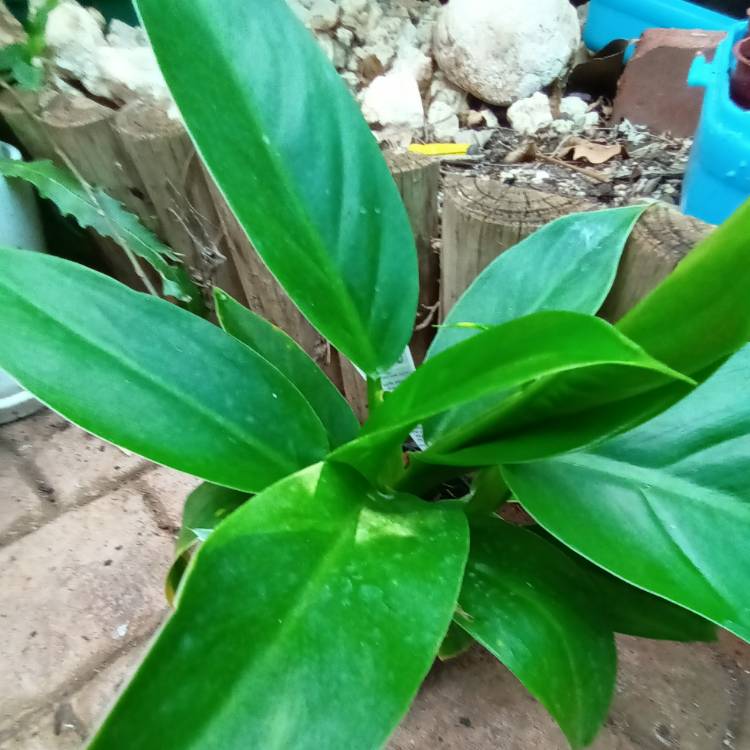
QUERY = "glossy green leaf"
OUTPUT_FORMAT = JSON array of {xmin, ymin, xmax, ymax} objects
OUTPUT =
[
  {"xmin": 438, "ymin": 622, "xmax": 474, "ymax": 661},
  {"xmin": 337, "ymin": 311, "xmax": 689, "ymax": 479},
  {"xmin": 426, "ymin": 205, "xmax": 647, "ymax": 441},
  {"xmin": 214, "ymin": 289, "xmax": 359, "ymax": 448},
  {"xmin": 175, "ymin": 481, "xmax": 250, "ymax": 558},
  {"xmin": 455, "ymin": 518, "xmax": 616, "ymax": 748},
  {"xmin": 431, "ymin": 205, "xmax": 647, "ymax": 357},
  {"xmin": 530, "ymin": 528, "xmax": 717, "ymax": 642},
  {"xmin": 137, "ymin": 0, "xmax": 418, "ymax": 374},
  {"xmin": 616, "ymin": 198, "xmax": 750, "ymax": 374},
  {"xmin": 89, "ymin": 462, "xmax": 469, "ymax": 750},
  {"xmin": 504, "ymin": 346, "xmax": 750, "ymax": 642},
  {"xmin": 0, "ymin": 249, "xmax": 328, "ymax": 492},
  {"xmin": 431, "ymin": 201, "xmax": 750, "ymax": 465},
  {"xmin": 167, "ymin": 482, "xmax": 250, "ymax": 604},
  {"xmin": 0, "ymin": 159, "xmax": 201, "ymax": 306}
]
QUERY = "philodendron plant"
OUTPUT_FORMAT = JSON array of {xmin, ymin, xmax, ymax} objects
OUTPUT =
[{"xmin": 1, "ymin": 1, "xmax": 750, "ymax": 748}]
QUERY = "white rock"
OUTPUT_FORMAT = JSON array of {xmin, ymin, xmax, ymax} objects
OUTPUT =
[
  {"xmin": 430, "ymin": 71, "xmax": 468, "ymax": 116},
  {"xmin": 433, "ymin": 0, "xmax": 580, "ymax": 105},
  {"xmin": 457, "ymin": 128, "xmax": 493, "ymax": 148},
  {"xmin": 480, "ymin": 108, "xmax": 499, "ymax": 129},
  {"xmin": 559, "ymin": 95, "xmax": 589, "ymax": 127},
  {"xmin": 308, "ymin": 0, "xmax": 339, "ymax": 31},
  {"xmin": 44, "ymin": 0, "xmax": 171, "ymax": 103},
  {"xmin": 361, "ymin": 69, "xmax": 424, "ymax": 147},
  {"xmin": 507, "ymin": 92, "xmax": 553, "ymax": 135},
  {"xmin": 428, "ymin": 100, "xmax": 460, "ymax": 141}
]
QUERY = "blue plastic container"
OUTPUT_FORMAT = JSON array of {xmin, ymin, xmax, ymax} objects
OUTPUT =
[
  {"xmin": 584, "ymin": 0, "xmax": 741, "ymax": 51},
  {"xmin": 682, "ymin": 21, "xmax": 750, "ymax": 224}
]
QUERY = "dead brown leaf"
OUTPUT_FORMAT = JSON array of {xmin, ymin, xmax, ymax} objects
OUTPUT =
[{"xmin": 558, "ymin": 137, "xmax": 625, "ymax": 165}]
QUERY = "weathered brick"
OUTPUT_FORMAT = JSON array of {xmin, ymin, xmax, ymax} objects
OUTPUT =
[
  {"xmin": 0, "ymin": 488, "xmax": 171, "ymax": 729},
  {"xmin": 389, "ymin": 636, "xmax": 744, "ymax": 750},
  {"xmin": 612, "ymin": 29, "xmax": 726, "ymax": 138},
  {"xmin": 0, "ymin": 444, "xmax": 45, "ymax": 542},
  {"xmin": 138, "ymin": 465, "xmax": 202, "ymax": 531},
  {"xmin": 2, "ymin": 410, "xmax": 149, "ymax": 508}
]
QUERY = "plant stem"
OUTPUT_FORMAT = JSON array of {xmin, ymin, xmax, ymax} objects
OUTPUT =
[
  {"xmin": 465, "ymin": 467, "xmax": 510, "ymax": 520},
  {"xmin": 367, "ymin": 376, "xmax": 384, "ymax": 415}
]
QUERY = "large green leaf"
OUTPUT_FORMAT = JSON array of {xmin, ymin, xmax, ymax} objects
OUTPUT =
[
  {"xmin": 0, "ymin": 249, "xmax": 328, "ymax": 492},
  {"xmin": 431, "ymin": 205, "xmax": 647, "ymax": 357},
  {"xmin": 429, "ymin": 201, "xmax": 750, "ymax": 465},
  {"xmin": 166, "ymin": 481, "xmax": 250, "ymax": 604},
  {"xmin": 617, "ymin": 198, "xmax": 750, "ymax": 374},
  {"xmin": 214, "ymin": 289, "xmax": 359, "ymax": 448},
  {"xmin": 455, "ymin": 519, "xmax": 616, "ymax": 748},
  {"xmin": 504, "ymin": 346, "xmax": 750, "ymax": 642},
  {"xmin": 334, "ymin": 311, "xmax": 689, "ymax": 478},
  {"xmin": 0, "ymin": 159, "xmax": 200, "ymax": 306},
  {"xmin": 424, "ymin": 205, "xmax": 648, "ymax": 441},
  {"xmin": 89, "ymin": 462, "xmax": 469, "ymax": 750},
  {"xmin": 530, "ymin": 528, "xmax": 716, "ymax": 642},
  {"xmin": 136, "ymin": 0, "xmax": 418, "ymax": 374}
]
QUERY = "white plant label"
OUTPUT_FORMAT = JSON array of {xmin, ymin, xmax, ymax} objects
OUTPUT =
[{"xmin": 355, "ymin": 347, "xmax": 427, "ymax": 450}]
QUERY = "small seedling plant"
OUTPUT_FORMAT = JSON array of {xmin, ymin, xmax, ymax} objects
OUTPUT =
[{"xmin": 1, "ymin": 1, "xmax": 749, "ymax": 748}]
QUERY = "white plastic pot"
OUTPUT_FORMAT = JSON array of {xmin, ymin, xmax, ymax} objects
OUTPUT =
[{"xmin": 0, "ymin": 141, "xmax": 47, "ymax": 424}]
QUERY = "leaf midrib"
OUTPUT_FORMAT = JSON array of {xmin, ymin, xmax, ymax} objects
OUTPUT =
[
  {"xmin": 0, "ymin": 278, "xmax": 290, "ymax": 473},
  {"xmin": 172, "ymin": 8, "xmax": 381, "ymax": 371},
  {"xmin": 185, "ymin": 502, "xmax": 363, "ymax": 748}
]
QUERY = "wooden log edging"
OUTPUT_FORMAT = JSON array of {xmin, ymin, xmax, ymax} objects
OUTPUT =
[
  {"xmin": 440, "ymin": 175, "xmax": 712, "ymax": 323},
  {"xmin": 440, "ymin": 176, "xmax": 594, "ymax": 319}
]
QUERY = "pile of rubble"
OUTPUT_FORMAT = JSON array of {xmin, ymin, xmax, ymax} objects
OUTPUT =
[
  {"xmin": 5, "ymin": 0, "xmax": 593, "ymax": 148},
  {"xmin": 291, "ymin": 0, "xmax": 584, "ymax": 146}
]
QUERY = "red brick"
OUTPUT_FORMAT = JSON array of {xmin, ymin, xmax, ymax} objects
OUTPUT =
[{"xmin": 613, "ymin": 29, "xmax": 726, "ymax": 138}]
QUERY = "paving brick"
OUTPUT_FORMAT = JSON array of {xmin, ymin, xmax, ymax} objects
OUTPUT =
[
  {"xmin": 2, "ymin": 410, "xmax": 149, "ymax": 508},
  {"xmin": 612, "ymin": 29, "xmax": 726, "ymax": 138},
  {"xmin": 0, "ymin": 444, "xmax": 46, "ymax": 542},
  {"xmin": 389, "ymin": 635, "xmax": 744, "ymax": 750},
  {"xmin": 138, "ymin": 466, "xmax": 202, "ymax": 531},
  {"xmin": 0, "ymin": 487, "xmax": 171, "ymax": 729}
]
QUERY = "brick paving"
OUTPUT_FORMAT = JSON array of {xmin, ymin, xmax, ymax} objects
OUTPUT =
[{"xmin": 0, "ymin": 410, "xmax": 748, "ymax": 749}]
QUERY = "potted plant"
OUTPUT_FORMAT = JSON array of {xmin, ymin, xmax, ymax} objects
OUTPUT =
[
  {"xmin": 0, "ymin": 1, "xmax": 749, "ymax": 748},
  {"xmin": 0, "ymin": 140, "xmax": 45, "ymax": 423}
]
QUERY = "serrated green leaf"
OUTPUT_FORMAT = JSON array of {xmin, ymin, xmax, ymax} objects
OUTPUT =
[
  {"xmin": 425, "ymin": 205, "xmax": 648, "ymax": 442},
  {"xmin": 214, "ymin": 289, "xmax": 359, "ymax": 448},
  {"xmin": 455, "ymin": 518, "xmax": 616, "ymax": 748},
  {"xmin": 503, "ymin": 345, "xmax": 750, "ymax": 643},
  {"xmin": 88, "ymin": 462, "xmax": 469, "ymax": 750},
  {"xmin": 0, "ymin": 159, "xmax": 200, "ymax": 306},
  {"xmin": 136, "ymin": 0, "xmax": 419, "ymax": 375},
  {"xmin": 0, "ymin": 249, "xmax": 328, "ymax": 493}
]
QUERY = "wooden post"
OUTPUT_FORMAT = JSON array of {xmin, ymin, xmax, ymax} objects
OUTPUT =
[
  {"xmin": 386, "ymin": 152, "xmax": 440, "ymax": 364},
  {"xmin": 601, "ymin": 203, "xmax": 711, "ymax": 321},
  {"xmin": 440, "ymin": 177, "xmax": 593, "ymax": 318},
  {"xmin": 114, "ymin": 100, "xmax": 247, "ymax": 306},
  {"xmin": 339, "ymin": 151, "xmax": 442, "ymax": 421}
]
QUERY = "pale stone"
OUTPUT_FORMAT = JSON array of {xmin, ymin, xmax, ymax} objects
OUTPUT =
[
  {"xmin": 361, "ymin": 69, "xmax": 424, "ymax": 146},
  {"xmin": 428, "ymin": 100, "xmax": 460, "ymax": 141},
  {"xmin": 433, "ymin": 0, "xmax": 580, "ymax": 105},
  {"xmin": 308, "ymin": 0, "xmax": 339, "ymax": 30},
  {"xmin": 508, "ymin": 92, "xmax": 554, "ymax": 135}
]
